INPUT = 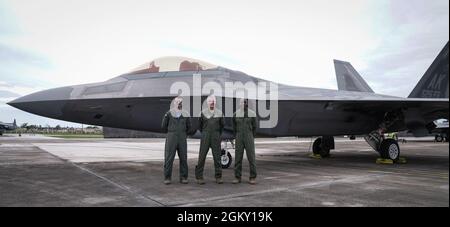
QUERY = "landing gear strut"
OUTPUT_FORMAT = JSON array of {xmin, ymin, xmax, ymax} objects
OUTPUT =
[
  {"xmin": 363, "ymin": 111, "xmax": 404, "ymax": 161},
  {"xmin": 365, "ymin": 131, "xmax": 400, "ymax": 161},
  {"xmin": 221, "ymin": 139, "xmax": 234, "ymax": 169},
  {"xmin": 312, "ymin": 136, "xmax": 335, "ymax": 158}
]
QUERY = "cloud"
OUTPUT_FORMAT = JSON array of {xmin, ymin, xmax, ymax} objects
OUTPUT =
[
  {"xmin": 0, "ymin": 43, "xmax": 51, "ymax": 67},
  {"xmin": 0, "ymin": 90, "xmax": 20, "ymax": 98},
  {"xmin": 0, "ymin": 80, "xmax": 44, "ymax": 102},
  {"xmin": 0, "ymin": 43, "xmax": 55, "ymax": 88},
  {"xmin": 0, "ymin": 0, "xmax": 18, "ymax": 36},
  {"xmin": 0, "ymin": 0, "xmax": 383, "ymax": 90},
  {"xmin": 356, "ymin": 0, "xmax": 449, "ymax": 97},
  {"xmin": 0, "ymin": 0, "xmax": 448, "ymax": 127}
]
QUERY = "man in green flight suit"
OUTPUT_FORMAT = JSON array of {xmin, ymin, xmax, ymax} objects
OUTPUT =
[
  {"xmin": 195, "ymin": 95, "xmax": 224, "ymax": 185},
  {"xmin": 161, "ymin": 97, "xmax": 191, "ymax": 185},
  {"xmin": 232, "ymin": 99, "xmax": 258, "ymax": 185}
]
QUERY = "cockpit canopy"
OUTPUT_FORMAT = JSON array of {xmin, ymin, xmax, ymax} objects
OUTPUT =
[{"xmin": 128, "ymin": 56, "xmax": 219, "ymax": 74}]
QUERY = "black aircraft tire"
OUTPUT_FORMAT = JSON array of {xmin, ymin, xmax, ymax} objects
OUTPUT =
[
  {"xmin": 221, "ymin": 149, "xmax": 232, "ymax": 169},
  {"xmin": 435, "ymin": 135, "xmax": 444, "ymax": 142},
  {"xmin": 380, "ymin": 139, "xmax": 400, "ymax": 161},
  {"xmin": 312, "ymin": 138, "xmax": 330, "ymax": 158},
  {"xmin": 312, "ymin": 138, "xmax": 322, "ymax": 155}
]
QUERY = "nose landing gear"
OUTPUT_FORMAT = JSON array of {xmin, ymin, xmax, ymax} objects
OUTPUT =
[{"xmin": 221, "ymin": 139, "xmax": 234, "ymax": 169}]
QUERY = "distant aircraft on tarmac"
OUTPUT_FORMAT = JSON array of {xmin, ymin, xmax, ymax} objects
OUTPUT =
[
  {"xmin": 0, "ymin": 119, "xmax": 17, "ymax": 136},
  {"xmin": 432, "ymin": 119, "xmax": 449, "ymax": 142}
]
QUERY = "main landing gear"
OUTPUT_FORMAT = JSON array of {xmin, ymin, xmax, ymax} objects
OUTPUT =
[
  {"xmin": 363, "ymin": 111, "xmax": 404, "ymax": 162},
  {"xmin": 365, "ymin": 130, "xmax": 400, "ymax": 161},
  {"xmin": 311, "ymin": 111, "xmax": 404, "ymax": 163},
  {"xmin": 311, "ymin": 133, "xmax": 401, "ymax": 162},
  {"xmin": 364, "ymin": 132, "xmax": 400, "ymax": 161},
  {"xmin": 312, "ymin": 136, "xmax": 335, "ymax": 158}
]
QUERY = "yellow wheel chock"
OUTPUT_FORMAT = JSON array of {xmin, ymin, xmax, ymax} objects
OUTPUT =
[
  {"xmin": 376, "ymin": 157, "xmax": 407, "ymax": 164},
  {"xmin": 395, "ymin": 157, "xmax": 407, "ymax": 164},
  {"xmin": 309, "ymin": 153, "xmax": 322, "ymax": 159},
  {"xmin": 376, "ymin": 158, "xmax": 394, "ymax": 164}
]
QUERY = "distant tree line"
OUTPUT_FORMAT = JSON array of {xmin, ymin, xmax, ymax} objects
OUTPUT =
[{"xmin": 12, "ymin": 124, "xmax": 103, "ymax": 135}]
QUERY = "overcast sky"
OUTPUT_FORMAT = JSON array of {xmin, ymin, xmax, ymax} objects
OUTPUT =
[{"xmin": 0, "ymin": 0, "xmax": 448, "ymax": 127}]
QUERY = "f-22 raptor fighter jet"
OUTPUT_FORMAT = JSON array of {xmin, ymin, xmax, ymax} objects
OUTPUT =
[{"xmin": 8, "ymin": 42, "xmax": 449, "ymax": 165}]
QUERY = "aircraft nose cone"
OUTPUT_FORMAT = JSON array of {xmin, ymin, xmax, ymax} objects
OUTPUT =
[
  {"xmin": 7, "ymin": 87, "xmax": 74, "ymax": 119},
  {"xmin": 8, "ymin": 86, "xmax": 73, "ymax": 104}
]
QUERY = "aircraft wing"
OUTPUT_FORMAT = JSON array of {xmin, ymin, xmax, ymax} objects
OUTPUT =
[
  {"xmin": 263, "ymin": 96, "xmax": 448, "ymax": 137},
  {"xmin": 313, "ymin": 98, "xmax": 448, "ymax": 123}
]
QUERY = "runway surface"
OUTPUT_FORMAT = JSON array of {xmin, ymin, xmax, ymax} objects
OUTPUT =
[{"xmin": 0, "ymin": 135, "xmax": 448, "ymax": 207}]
